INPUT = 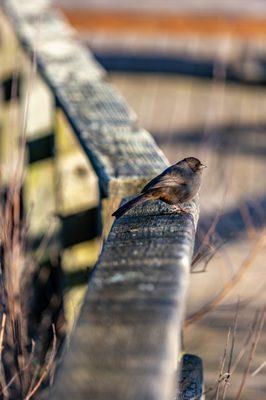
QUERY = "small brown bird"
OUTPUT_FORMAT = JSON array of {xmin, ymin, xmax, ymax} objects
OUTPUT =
[{"xmin": 112, "ymin": 157, "xmax": 206, "ymax": 219}]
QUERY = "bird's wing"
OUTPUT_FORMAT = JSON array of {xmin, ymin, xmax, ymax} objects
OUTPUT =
[{"xmin": 141, "ymin": 166, "xmax": 185, "ymax": 193}]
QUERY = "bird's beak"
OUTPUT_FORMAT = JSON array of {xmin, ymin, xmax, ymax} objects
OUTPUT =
[{"xmin": 199, "ymin": 164, "xmax": 207, "ymax": 170}]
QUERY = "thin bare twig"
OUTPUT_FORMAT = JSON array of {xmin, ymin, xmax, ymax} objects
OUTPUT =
[
  {"xmin": 185, "ymin": 232, "xmax": 266, "ymax": 327},
  {"xmin": 239, "ymin": 202, "xmax": 256, "ymax": 241},
  {"xmin": 235, "ymin": 307, "xmax": 265, "ymax": 400},
  {"xmin": 0, "ymin": 313, "xmax": 6, "ymax": 356},
  {"xmin": 24, "ymin": 325, "xmax": 57, "ymax": 400},
  {"xmin": 192, "ymin": 240, "xmax": 225, "ymax": 274},
  {"xmin": 191, "ymin": 211, "xmax": 221, "ymax": 270},
  {"xmin": 221, "ymin": 300, "xmax": 239, "ymax": 399},
  {"xmin": 231, "ymin": 310, "xmax": 260, "ymax": 375},
  {"xmin": 0, "ymin": 313, "xmax": 7, "ymax": 399},
  {"xmin": 251, "ymin": 360, "xmax": 266, "ymax": 377},
  {"xmin": 213, "ymin": 328, "xmax": 231, "ymax": 400},
  {"xmin": 1, "ymin": 341, "xmax": 35, "ymax": 396}
]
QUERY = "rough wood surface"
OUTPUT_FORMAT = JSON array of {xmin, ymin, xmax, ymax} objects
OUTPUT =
[
  {"xmin": 62, "ymin": 9, "xmax": 266, "ymax": 38},
  {"xmin": 178, "ymin": 354, "xmax": 203, "ymax": 400},
  {"xmin": 51, "ymin": 199, "xmax": 197, "ymax": 400},
  {"xmin": 2, "ymin": 1, "xmax": 200, "ymax": 399}
]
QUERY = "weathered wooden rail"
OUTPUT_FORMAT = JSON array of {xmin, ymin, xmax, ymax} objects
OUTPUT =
[{"xmin": 0, "ymin": 0, "xmax": 201, "ymax": 398}]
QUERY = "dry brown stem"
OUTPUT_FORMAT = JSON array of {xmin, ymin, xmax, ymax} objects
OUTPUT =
[
  {"xmin": 185, "ymin": 232, "xmax": 266, "ymax": 327},
  {"xmin": 0, "ymin": 313, "xmax": 7, "ymax": 399},
  {"xmin": 235, "ymin": 307, "xmax": 265, "ymax": 400},
  {"xmin": 24, "ymin": 325, "xmax": 57, "ymax": 400},
  {"xmin": 251, "ymin": 360, "xmax": 266, "ymax": 377}
]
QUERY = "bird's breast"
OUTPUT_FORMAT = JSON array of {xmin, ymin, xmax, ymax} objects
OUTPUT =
[{"xmin": 160, "ymin": 178, "xmax": 200, "ymax": 205}]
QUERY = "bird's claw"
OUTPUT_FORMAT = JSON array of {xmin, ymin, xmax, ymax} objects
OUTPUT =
[{"xmin": 172, "ymin": 205, "xmax": 189, "ymax": 214}]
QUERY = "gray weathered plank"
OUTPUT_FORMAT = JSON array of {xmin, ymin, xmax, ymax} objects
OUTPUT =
[
  {"xmin": 178, "ymin": 354, "xmax": 204, "ymax": 400},
  {"xmin": 2, "ymin": 1, "xmax": 201, "ymax": 399},
  {"xmin": 51, "ymin": 199, "xmax": 198, "ymax": 400}
]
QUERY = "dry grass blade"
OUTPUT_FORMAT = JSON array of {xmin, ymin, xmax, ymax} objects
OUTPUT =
[
  {"xmin": 0, "ymin": 313, "xmax": 7, "ymax": 399},
  {"xmin": 191, "ymin": 240, "xmax": 225, "ymax": 274},
  {"xmin": 191, "ymin": 211, "xmax": 221, "ymax": 270},
  {"xmin": 251, "ymin": 360, "xmax": 266, "ymax": 377},
  {"xmin": 1, "ymin": 341, "xmax": 35, "ymax": 396},
  {"xmin": 239, "ymin": 202, "xmax": 256, "ymax": 241},
  {"xmin": 235, "ymin": 307, "xmax": 265, "ymax": 400},
  {"xmin": 0, "ymin": 48, "xmax": 63, "ymax": 400},
  {"xmin": 230, "ymin": 310, "xmax": 260, "ymax": 375},
  {"xmin": 198, "ymin": 328, "xmax": 232, "ymax": 400},
  {"xmin": 213, "ymin": 327, "xmax": 231, "ymax": 400},
  {"xmin": 197, "ymin": 304, "xmax": 265, "ymax": 400},
  {"xmin": 185, "ymin": 232, "xmax": 266, "ymax": 327},
  {"xmin": 24, "ymin": 325, "xmax": 57, "ymax": 400},
  {"xmin": 0, "ymin": 313, "xmax": 6, "ymax": 358},
  {"xmin": 220, "ymin": 300, "xmax": 239, "ymax": 399}
]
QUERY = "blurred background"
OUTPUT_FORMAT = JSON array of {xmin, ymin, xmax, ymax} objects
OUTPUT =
[
  {"xmin": 0, "ymin": 0, "xmax": 265, "ymax": 398},
  {"xmin": 56, "ymin": 1, "xmax": 266, "ymax": 399}
]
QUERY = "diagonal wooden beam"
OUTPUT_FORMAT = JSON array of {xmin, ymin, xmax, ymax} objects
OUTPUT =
[
  {"xmin": 51, "ymin": 199, "xmax": 197, "ymax": 400},
  {"xmin": 62, "ymin": 9, "xmax": 266, "ymax": 38},
  {"xmin": 2, "ymin": 1, "xmax": 200, "ymax": 398}
]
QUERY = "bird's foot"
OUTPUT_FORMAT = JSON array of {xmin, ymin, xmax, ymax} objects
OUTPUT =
[
  {"xmin": 172, "ymin": 205, "xmax": 189, "ymax": 214},
  {"xmin": 179, "ymin": 205, "xmax": 189, "ymax": 214},
  {"xmin": 171, "ymin": 205, "xmax": 179, "ymax": 212}
]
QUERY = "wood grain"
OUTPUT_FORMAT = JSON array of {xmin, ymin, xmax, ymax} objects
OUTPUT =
[
  {"xmin": 178, "ymin": 354, "xmax": 203, "ymax": 399},
  {"xmin": 51, "ymin": 198, "xmax": 198, "ymax": 400},
  {"xmin": 2, "ymin": 1, "xmax": 200, "ymax": 398},
  {"xmin": 63, "ymin": 9, "xmax": 266, "ymax": 38},
  {"xmin": 3, "ymin": 0, "xmax": 168, "ymax": 198}
]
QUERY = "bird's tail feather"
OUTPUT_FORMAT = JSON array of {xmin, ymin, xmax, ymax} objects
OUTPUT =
[{"xmin": 112, "ymin": 193, "xmax": 147, "ymax": 219}]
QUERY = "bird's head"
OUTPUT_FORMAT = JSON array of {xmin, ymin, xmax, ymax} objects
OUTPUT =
[{"xmin": 181, "ymin": 157, "xmax": 207, "ymax": 172}]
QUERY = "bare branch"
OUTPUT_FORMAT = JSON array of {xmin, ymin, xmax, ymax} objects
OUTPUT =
[
  {"xmin": 235, "ymin": 307, "xmax": 265, "ymax": 400},
  {"xmin": 185, "ymin": 232, "xmax": 266, "ymax": 327},
  {"xmin": 251, "ymin": 360, "xmax": 266, "ymax": 377},
  {"xmin": 24, "ymin": 325, "xmax": 57, "ymax": 400}
]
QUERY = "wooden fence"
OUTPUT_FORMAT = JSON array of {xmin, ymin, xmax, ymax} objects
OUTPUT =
[{"xmin": 0, "ymin": 0, "xmax": 202, "ymax": 398}]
